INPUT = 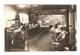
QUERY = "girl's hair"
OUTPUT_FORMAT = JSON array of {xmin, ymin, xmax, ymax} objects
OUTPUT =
[{"xmin": 55, "ymin": 23, "xmax": 61, "ymax": 28}]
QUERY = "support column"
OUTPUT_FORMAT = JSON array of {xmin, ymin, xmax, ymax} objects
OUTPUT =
[{"xmin": 69, "ymin": 5, "xmax": 76, "ymax": 50}]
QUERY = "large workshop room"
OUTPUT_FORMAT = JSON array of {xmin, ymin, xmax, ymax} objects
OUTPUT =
[{"xmin": 5, "ymin": 5, "xmax": 76, "ymax": 51}]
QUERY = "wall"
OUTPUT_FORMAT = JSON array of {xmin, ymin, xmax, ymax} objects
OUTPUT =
[
  {"xmin": 38, "ymin": 14, "xmax": 66, "ymax": 26},
  {"xmin": 5, "ymin": 6, "xmax": 16, "ymax": 27}
]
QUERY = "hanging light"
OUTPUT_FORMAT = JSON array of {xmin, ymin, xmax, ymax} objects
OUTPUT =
[{"xmin": 60, "ymin": 9, "xmax": 66, "ymax": 12}]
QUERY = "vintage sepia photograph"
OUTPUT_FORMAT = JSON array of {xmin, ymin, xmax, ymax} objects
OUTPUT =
[{"xmin": 5, "ymin": 5, "xmax": 76, "ymax": 51}]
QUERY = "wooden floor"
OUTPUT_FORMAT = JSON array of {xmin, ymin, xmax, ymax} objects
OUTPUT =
[{"xmin": 28, "ymin": 31, "xmax": 52, "ymax": 51}]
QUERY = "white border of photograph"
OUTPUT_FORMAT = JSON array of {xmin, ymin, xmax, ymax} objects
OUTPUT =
[{"xmin": 0, "ymin": 0, "xmax": 80, "ymax": 55}]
